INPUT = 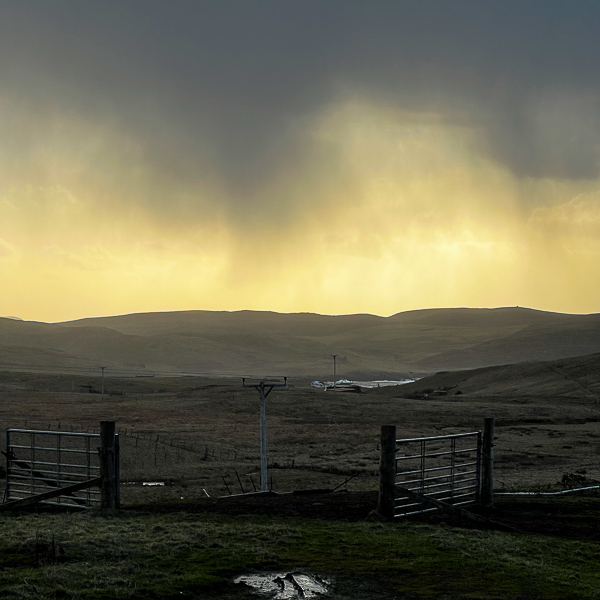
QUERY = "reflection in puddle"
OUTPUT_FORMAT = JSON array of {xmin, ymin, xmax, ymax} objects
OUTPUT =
[{"xmin": 234, "ymin": 572, "xmax": 331, "ymax": 598}]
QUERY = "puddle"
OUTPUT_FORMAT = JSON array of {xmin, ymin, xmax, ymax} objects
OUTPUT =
[{"xmin": 234, "ymin": 572, "xmax": 331, "ymax": 598}]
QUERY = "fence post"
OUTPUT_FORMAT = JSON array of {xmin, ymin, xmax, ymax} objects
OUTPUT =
[
  {"xmin": 378, "ymin": 425, "xmax": 396, "ymax": 520},
  {"xmin": 481, "ymin": 417, "xmax": 495, "ymax": 508},
  {"xmin": 99, "ymin": 421, "xmax": 118, "ymax": 509},
  {"xmin": 5, "ymin": 429, "xmax": 10, "ymax": 502}
]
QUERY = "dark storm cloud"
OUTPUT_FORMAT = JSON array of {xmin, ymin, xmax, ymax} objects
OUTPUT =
[{"xmin": 2, "ymin": 0, "xmax": 600, "ymax": 205}]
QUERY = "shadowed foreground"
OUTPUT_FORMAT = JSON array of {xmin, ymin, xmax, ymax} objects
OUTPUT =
[{"xmin": 0, "ymin": 492, "xmax": 599, "ymax": 599}]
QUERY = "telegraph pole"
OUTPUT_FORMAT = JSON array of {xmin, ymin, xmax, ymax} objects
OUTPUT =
[
  {"xmin": 100, "ymin": 366, "xmax": 106, "ymax": 398},
  {"xmin": 242, "ymin": 377, "xmax": 287, "ymax": 492},
  {"xmin": 331, "ymin": 354, "xmax": 338, "ymax": 389}
]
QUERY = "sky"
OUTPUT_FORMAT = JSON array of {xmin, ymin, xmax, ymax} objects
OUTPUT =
[{"xmin": 1, "ymin": 1, "xmax": 600, "ymax": 322}]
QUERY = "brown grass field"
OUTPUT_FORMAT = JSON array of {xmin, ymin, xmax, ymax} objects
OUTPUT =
[
  {"xmin": 1, "ymin": 367, "xmax": 599, "ymax": 600},
  {"xmin": 1, "ymin": 369, "xmax": 598, "ymax": 506}
]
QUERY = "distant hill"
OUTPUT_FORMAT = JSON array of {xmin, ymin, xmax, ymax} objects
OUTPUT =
[
  {"xmin": 389, "ymin": 351, "xmax": 600, "ymax": 404},
  {"xmin": 1, "ymin": 307, "xmax": 600, "ymax": 377}
]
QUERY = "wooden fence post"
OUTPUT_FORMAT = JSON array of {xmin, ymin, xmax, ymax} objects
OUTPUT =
[
  {"xmin": 99, "ymin": 421, "xmax": 118, "ymax": 509},
  {"xmin": 378, "ymin": 425, "xmax": 396, "ymax": 520},
  {"xmin": 481, "ymin": 417, "xmax": 495, "ymax": 508}
]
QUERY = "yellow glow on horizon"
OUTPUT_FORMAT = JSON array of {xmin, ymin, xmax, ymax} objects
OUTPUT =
[{"xmin": 2, "ymin": 98, "xmax": 600, "ymax": 322}]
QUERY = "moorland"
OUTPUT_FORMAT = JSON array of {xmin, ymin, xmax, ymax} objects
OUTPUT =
[{"xmin": 0, "ymin": 307, "xmax": 599, "ymax": 599}]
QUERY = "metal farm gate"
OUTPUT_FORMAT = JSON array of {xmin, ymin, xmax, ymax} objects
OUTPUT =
[
  {"xmin": 378, "ymin": 420, "xmax": 494, "ymax": 519},
  {"xmin": 394, "ymin": 431, "xmax": 481, "ymax": 517},
  {"xmin": 3, "ymin": 426, "xmax": 119, "ymax": 510}
]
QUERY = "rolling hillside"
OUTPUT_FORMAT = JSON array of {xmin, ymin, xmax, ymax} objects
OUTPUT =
[
  {"xmin": 1, "ymin": 307, "xmax": 599, "ymax": 377},
  {"xmin": 388, "ymin": 351, "xmax": 600, "ymax": 403}
]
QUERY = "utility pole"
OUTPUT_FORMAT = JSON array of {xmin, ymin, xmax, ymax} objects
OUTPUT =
[
  {"xmin": 242, "ymin": 377, "xmax": 287, "ymax": 492},
  {"xmin": 331, "ymin": 354, "xmax": 338, "ymax": 389},
  {"xmin": 100, "ymin": 366, "xmax": 106, "ymax": 398}
]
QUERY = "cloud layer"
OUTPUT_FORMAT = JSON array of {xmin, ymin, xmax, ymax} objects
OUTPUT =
[{"xmin": 1, "ymin": 1, "xmax": 600, "ymax": 320}]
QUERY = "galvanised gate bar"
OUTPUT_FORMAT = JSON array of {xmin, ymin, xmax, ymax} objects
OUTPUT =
[
  {"xmin": 393, "ymin": 431, "xmax": 482, "ymax": 517},
  {"xmin": 378, "ymin": 420, "xmax": 495, "ymax": 519},
  {"xmin": 4, "ymin": 428, "xmax": 119, "ymax": 509}
]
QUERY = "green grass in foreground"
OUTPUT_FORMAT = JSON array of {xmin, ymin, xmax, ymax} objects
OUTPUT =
[{"xmin": 0, "ymin": 510, "xmax": 599, "ymax": 599}]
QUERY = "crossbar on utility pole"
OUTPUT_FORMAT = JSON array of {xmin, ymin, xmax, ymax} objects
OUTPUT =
[{"xmin": 242, "ymin": 377, "xmax": 287, "ymax": 492}]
